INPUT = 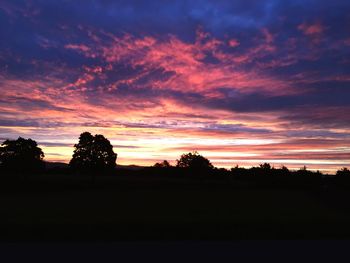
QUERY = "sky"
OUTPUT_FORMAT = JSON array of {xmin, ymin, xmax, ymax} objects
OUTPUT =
[{"xmin": 0, "ymin": 0, "xmax": 350, "ymax": 173}]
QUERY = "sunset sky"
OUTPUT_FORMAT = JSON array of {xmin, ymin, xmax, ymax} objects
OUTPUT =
[{"xmin": 1, "ymin": 0, "xmax": 350, "ymax": 173}]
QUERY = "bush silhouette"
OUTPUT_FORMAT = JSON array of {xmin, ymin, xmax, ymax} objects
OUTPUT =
[
  {"xmin": 337, "ymin": 167, "xmax": 350, "ymax": 176},
  {"xmin": 154, "ymin": 160, "xmax": 171, "ymax": 168},
  {"xmin": 69, "ymin": 132, "xmax": 117, "ymax": 174},
  {"xmin": 259, "ymin": 163, "xmax": 272, "ymax": 170},
  {"xmin": 176, "ymin": 151, "xmax": 213, "ymax": 170},
  {"xmin": 0, "ymin": 137, "xmax": 45, "ymax": 174}
]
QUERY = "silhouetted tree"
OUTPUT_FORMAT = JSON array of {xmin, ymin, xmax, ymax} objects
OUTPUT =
[
  {"xmin": 301, "ymin": 165, "xmax": 307, "ymax": 171},
  {"xmin": 0, "ymin": 137, "xmax": 44, "ymax": 174},
  {"xmin": 231, "ymin": 165, "xmax": 249, "ymax": 177},
  {"xmin": 176, "ymin": 151, "xmax": 213, "ymax": 170},
  {"xmin": 69, "ymin": 132, "xmax": 117, "ymax": 175},
  {"xmin": 154, "ymin": 160, "xmax": 171, "ymax": 168},
  {"xmin": 281, "ymin": 165, "xmax": 289, "ymax": 172},
  {"xmin": 259, "ymin": 163, "xmax": 272, "ymax": 170},
  {"xmin": 337, "ymin": 167, "xmax": 350, "ymax": 176},
  {"xmin": 296, "ymin": 165, "xmax": 314, "ymax": 176}
]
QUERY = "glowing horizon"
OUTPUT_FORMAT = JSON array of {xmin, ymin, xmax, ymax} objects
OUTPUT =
[{"xmin": 1, "ymin": 1, "xmax": 350, "ymax": 174}]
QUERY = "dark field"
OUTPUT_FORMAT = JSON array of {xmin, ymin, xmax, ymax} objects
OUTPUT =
[{"xmin": 1, "ymin": 170, "xmax": 350, "ymax": 241}]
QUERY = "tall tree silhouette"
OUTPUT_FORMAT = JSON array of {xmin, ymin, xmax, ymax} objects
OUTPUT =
[
  {"xmin": 176, "ymin": 151, "xmax": 213, "ymax": 170},
  {"xmin": 0, "ymin": 137, "xmax": 45, "ymax": 174},
  {"xmin": 69, "ymin": 132, "xmax": 117, "ymax": 174}
]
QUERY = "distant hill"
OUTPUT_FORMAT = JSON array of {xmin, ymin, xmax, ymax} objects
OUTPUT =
[{"xmin": 44, "ymin": 161, "xmax": 145, "ymax": 170}]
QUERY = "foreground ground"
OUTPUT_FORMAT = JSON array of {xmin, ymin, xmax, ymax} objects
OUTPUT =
[{"xmin": 1, "ymin": 170, "xmax": 350, "ymax": 241}]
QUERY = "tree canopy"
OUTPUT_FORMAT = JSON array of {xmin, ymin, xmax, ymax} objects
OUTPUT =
[
  {"xmin": 154, "ymin": 160, "xmax": 171, "ymax": 168},
  {"xmin": 69, "ymin": 132, "xmax": 117, "ymax": 173},
  {"xmin": 337, "ymin": 167, "xmax": 350, "ymax": 176},
  {"xmin": 0, "ymin": 137, "xmax": 45, "ymax": 173},
  {"xmin": 259, "ymin": 163, "xmax": 272, "ymax": 170},
  {"xmin": 176, "ymin": 151, "xmax": 213, "ymax": 170}
]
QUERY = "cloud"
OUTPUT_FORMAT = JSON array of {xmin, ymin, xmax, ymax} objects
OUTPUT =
[
  {"xmin": 228, "ymin": 39, "xmax": 240, "ymax": 47},
  {"xmin": 0, "ymin": 95, "xmax": 74, "ymax": 112},
  {"xmin": 0, "ymin": 0, "xmax": 350, "ymax": 172},
  {"xmin": 298, "ymin": 22, "xmax": 325, "ymax": 36},
  {"xmin": 297, "ymin": 21, "xmax": 328, "ymax": 45}
]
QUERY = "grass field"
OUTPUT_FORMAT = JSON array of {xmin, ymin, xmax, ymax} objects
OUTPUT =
[{"xmin": 1, "ymin": 172, "xmax": 350, "ymax": 241}]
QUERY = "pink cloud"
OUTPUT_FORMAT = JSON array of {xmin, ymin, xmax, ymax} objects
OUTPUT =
[
  {"xmin": 298, "ymin": 22, "xmax": 325, "ymax": 36},
  {"xmin": 87, "ymin": 29, "xmax": 293, "ymax": 97},
  {"xmin": 344, "ymin": 38, "xmax": 350, "ymax": 46},
  {"xmin": 65, "ymin": 44, "xmax": 90, "ymax": 52},
  {"xmin": 2, "ymin": 26, "xmax": 348, "ymax": 173},
  {"xmin": 64, "ymin": 44, "xmax": 97, "ymax": 58},
  {"xmin": 262, "ymin": 28, "xmax": 274, "ymax": 43},
  {"xmin": 228, "ymin": 39, "xmax": 240, "ymax": 48}
]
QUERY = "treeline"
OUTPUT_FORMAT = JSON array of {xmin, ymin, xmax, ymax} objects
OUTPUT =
[{"xmin": 0, "ymin": 132, "xmax": 349, "ymax": 178}]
